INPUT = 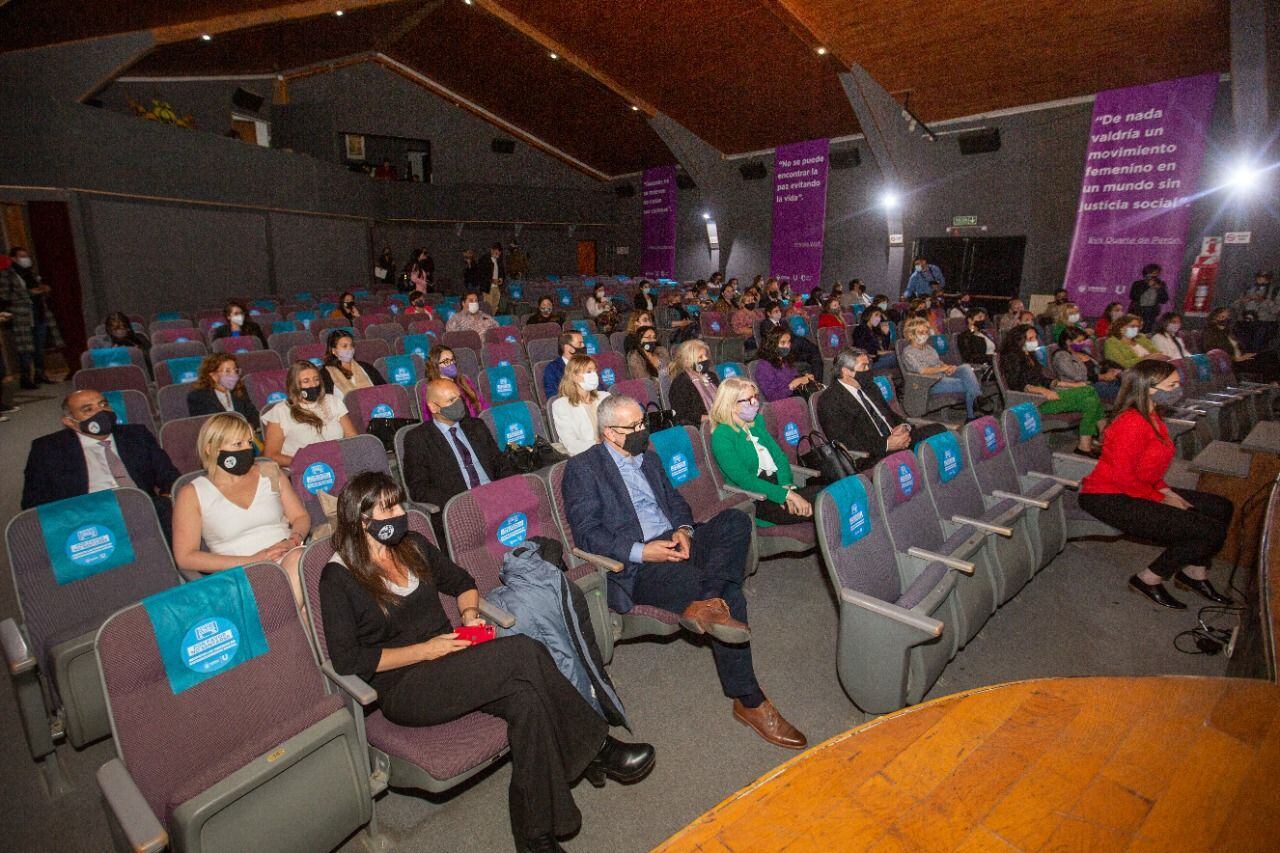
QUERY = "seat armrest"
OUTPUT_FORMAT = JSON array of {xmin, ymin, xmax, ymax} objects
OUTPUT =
[
  {"xmin": 838, "ymin": 588, "xmax": 944, "ymax": 637},
  {"xmin": 97, "ymin": 758, "xmax": 168, "ymax": 853},
  {"xmin": 1, "ymin": 618, "xmax": 35, "ymax": 675},
  {"xmin": 906, "ymin": 546, "xmax": 975, "ymax": 575},
  {"xmin": 1166, "ymin": 418, "xmax": 1197, "ymax": 430},
  {"xmin": 791, "ymin": 464, "xmax": 823, "ymax": 478},
  {"xmin": 722, "ymin": 484, "xmax": 768, "ymax": 502},
  {"xmin": 572, "ymin": 547, "xmax": 624, "ymax": 573},
  {"xmin": 992, "ymin": 489, "xmax": 1050, "ymax": 510},
  {"xmin": 551, "ymin": 441, "xmax": 568, "ymax": 456},
  {"xmin": 321, "ymin": 662, "xmax": 377, "ymax": 706},
  {"xmin": 409, "ymin": 500, "xmax": 440, "ymax": 515},
  {"xmin": 478, "ymin": 598, "xmax": 516, "ymax": 629},
  {"xmin": 1027, "ymin": 470, "xmax": 1079, "ymax": 489},
  {"xmin": 1188, "ymin": 397, "xmax": 1226, "ymax": 407},
  {"xmin": 951, "ymin": 515, "xmax": 1013, "ymax": 537}
]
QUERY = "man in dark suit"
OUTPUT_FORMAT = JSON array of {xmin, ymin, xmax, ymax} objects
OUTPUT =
[
  {"xmin": 22, "ymin": 390, "xmax": 181, "ymax": 536},
  {"xmin": 542, "ymin": 330, "xmax": 583, "ymax": 400},
  {"xmin": 817, "ymin": 348, "xmax": 945, "ymax": 467},
  {"xmin": 402, "ymin": 378, "xmax": 514, "ymax": 513},
  {"xmin": 563, "ymin": 395, "xmax": 806, "ymax": 750}
]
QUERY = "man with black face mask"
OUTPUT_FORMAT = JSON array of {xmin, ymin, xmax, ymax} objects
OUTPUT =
[
  {"xmin": 562, "ymin": 395, "xmax": 807, "ymax": 751},
  {"xmin": 22, "ymin": 389, "xmax": 180, "ymax": 535}
]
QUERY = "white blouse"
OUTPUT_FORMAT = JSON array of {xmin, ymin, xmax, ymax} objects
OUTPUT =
[
  {"xmin": 192, "ymin": 472, "xmax": 291, "ymax": 557},
  {"xmin": 746, "ymin": 430, "xmax": 779, "ymax": 476},
  {"xmin": 551, "ymin": 392, "xmax": 609, "ymax": 456},
  {"xmin": 261, "ymin": 396, "xmax": 349, "ymax": 457}
]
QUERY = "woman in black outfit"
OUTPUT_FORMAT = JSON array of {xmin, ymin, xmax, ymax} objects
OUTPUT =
[
  {"xmin": 667, "ymin": 338, "xmax": 719, "ymax": 425},
  {"xmin": 210, "ymin": 299, "xmax": 268, "ymax": 348},
  {"xmin": 103, "ymin": 311, "xmax": 152, "ymax": 355},
  {"xmin": 320, "ymin": 473, "xmax": 655, "ymax": 853},
  {"xmin": 849, "ymin": 306, "xmax": 897, "ymax": 370},
  {"xmin": 187, "ymin": 352, "xmax": 261, "ymax": 429}
]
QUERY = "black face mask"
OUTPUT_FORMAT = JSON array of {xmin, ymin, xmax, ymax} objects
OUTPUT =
[
  {"xmin": 299, "ymin": 385, "xmax": 322, "ymax": 402},
  {"xmin": 366, "ymin": 513, "xmax": 409, "ymax": 547},
  {"xmin": 77, "ymin": 409, "xmax": 117, "ymax": 437},
  {"xmin": 694, "ymin": 359, "xmax": 709, "ymax": 373},
  {"xmin": 216, "ymin": 448, "xmax": 255, "ymax": 476},
  {"xmin": 620, "ymin": 427, "xmax": 649, "ymax": 456},
  {"xmin": 641, "ymin": 341, "xmax": 657, "ymax": 352}
]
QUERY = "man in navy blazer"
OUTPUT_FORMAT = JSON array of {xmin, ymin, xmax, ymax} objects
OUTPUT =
[
  {"xmin": 563, "ymin": 394, "xmax": 806, "ymax": 749},
  {"xmin": 22, "ymin": 390, "xmax": 180, "ymax": 537}
]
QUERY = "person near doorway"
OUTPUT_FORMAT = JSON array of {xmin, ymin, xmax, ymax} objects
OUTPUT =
[{"xmin": 904, "ymin": 256, "xmax": 945, "ymax": 299}]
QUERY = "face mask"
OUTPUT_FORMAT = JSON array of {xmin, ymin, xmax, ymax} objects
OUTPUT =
[
  {"xmin": 229, "ymin": 313, "xmax": 245, "ymax": 326},
  {"xmin": 1124, "ymin": 326, "xmax": 1139, "ymax": 339},
  {"xmin": 913, "ymin": 335, "xmax": 928, "ymax": 345},
  {"xmin": 1024, "ymin": 340, "xmax": 1040, "ymax": 352},
  {"xmin": 336, "ymin": 348, "xmax": 355, "ymax": 363},
  {"xmin": 466, "ymin": 302, "xmax": 480, "ymax": 314},
  {"xmin": 12, "ymin": 256, "xmax": 33, "ymax": 270},
  {"xmin": 217, "ymin": 448, "xmax": 255, "ymax": 476},
  {"xmin": 744, "ymin": 302, "xmax": 756, "ymax": 310},
  {"xmin": 438, "ymin": 399, "xmax": 467, "ymax": 421},
  {"xmin": 641, "ymin": 341, "xmax": 657, "ymax": 352},
  {"xmin": 540, "ymin": 305, "xmax": 551, "ymax": 314},
  {"xmin": 366, "ymin": 513, "xmax": 409, "ymax": 547},
  {"xmin": 1152, "ymin": 387, "xmax": 1183, "ymax": 406},
  {"xmin": 579, "ymin": 371, "xmax": 600, "ymax": 391},
  {"xmin": 299, "ymin": 385, "xmax": 322, "ymax": 402},
  {"xmin": 439, "ymin": 362, "xmax": 458, "ymax": 378},
  {"xmin": 1067, "ymin": 313, "xmax": 1081, "ymax": 323},
  {"xmin": 77, "ymin": 409, "xmax": 117, "ymax": 437},
  {"xmin": 573, "ymin": 345, "xmax": 587, "ymax": 355},
  {"xmin": 1109, "ymin": 310, "xmax": 1122, "ymax": 319},
  {"xmin": 776, "ymin": 346, "xmax": 791, "ymax": 357},
  {"xmin": 1069, "ymin": 342, "xmax": 1090, "ymax": 353},
  {"xmin": 736, "ymin": 399, "xmax": 761, "ymax": 421},
  {"xmin": 218, "ymin": 372, "xmax": 240, "ymax": 390},
  {"xmin": 109, "ymin": 327, "xmax": 128, "ymax": 339},
  {"xmin": 342, "ymin": 302, "xmax": 355, "ymax": 310},
  {"xmin": 876, "ymin": 301, "xmax": 888, "ymax": 310},
  {"xmin": 620, "ymin": 426, "xmax": 649, "ymax": 456},
  {"xmin": 1166, "ymin": 324, "xmax": 1181, "ymax": 334}
]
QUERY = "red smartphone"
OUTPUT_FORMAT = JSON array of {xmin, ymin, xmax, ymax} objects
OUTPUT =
[{"xmin": 455, "ymin": 624, "xmax": 496, "ymax": 645}]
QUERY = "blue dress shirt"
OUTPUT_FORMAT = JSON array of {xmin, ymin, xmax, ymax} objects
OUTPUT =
[
  {"xmin": 605, "ymin": 441, "xmax": 672, "ymax": 563},
  {"xmin": 434, "ymin": 418, "xmax": 491, "ymax": 486},
  {"xmin": 904, "ymin": 263, "xmax": 945, "ymax": 298}
]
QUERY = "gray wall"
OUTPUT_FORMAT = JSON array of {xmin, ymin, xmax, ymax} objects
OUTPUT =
[{"xmin": 95, "ymin": 77, "xmax": 273, "ymax": 138}]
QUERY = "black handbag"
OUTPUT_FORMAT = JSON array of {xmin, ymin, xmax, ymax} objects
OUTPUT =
[
  {"xmin": 643, "ymin": 400, "xmax": 677, "ymax": 432},
  {"xmin": 505, "ymin": 436, "xmax": 568, "ymax": 474},
  {"xmin": 366, "ymin": 417, "xmax": 417, "ymax": 452},
  {"xmin": 796, "ymin": 430, "xmax": 859, "ymax": 481}
]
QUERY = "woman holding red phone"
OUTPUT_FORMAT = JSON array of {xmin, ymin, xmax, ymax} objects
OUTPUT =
[{"xmin": 320, "ymin": 472, "xmax": 654, "ymax": 852}]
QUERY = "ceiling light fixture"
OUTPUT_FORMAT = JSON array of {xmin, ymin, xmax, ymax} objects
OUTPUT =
[
  {"xmin": 200, "ymin": 33, "xmax": 212, "ymax": 41},
  {"xmin": 701, "ymin": 212, "xmax": 711, "ymax": 220},
  {"xmin": 630, "ymin": 105, "xmax": 640, "ymax": 112},
  {"xmin": 816, "ymin": 47, "xmax": 827, "ymax": 55},
  {"xmin": 880, "ymin": 190, "xmax": 900, "ymax": 210},
  {"xmin": 463, "ymin": 0, "xmax": 473, "ymax": 5},
  {"xmin": 548, "ymin": 52, "xmax": 558, "ymax": 60},
  {"xmin": 334, "ymin": 9, "xmax": 343, "ymax": 16}
]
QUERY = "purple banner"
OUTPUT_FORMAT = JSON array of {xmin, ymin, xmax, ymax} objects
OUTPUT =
[
  {"xmin": 641, "ymin": 166, "xmax": 677, "ymax": 279},
  {"xmin": 769, "ymin": 138, "xmax": 830, "ymax": 293},
  {"xmin": 1063, "ymin": 74, "xmax": 1218, "ymax": 316}
]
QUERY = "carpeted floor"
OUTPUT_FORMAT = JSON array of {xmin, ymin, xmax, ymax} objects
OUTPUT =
[{"xmin": 0, "ymin": 389, "xmax": 1231, "ymax": 852}]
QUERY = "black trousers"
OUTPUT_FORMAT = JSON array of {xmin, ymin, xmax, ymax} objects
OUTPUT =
[
  {"xmin": 379, "ymin": 635, "xmax": 607, "ymax": 840},
  {"xmin": 630, "ymin": 508, "xmax": 759, "ymax": 700},
  {"xmin": 1077, "ymin": 488, "xmax": 1233, "ymax": 579},
  {"xmin": 752, "ymin": 473, "xmax": 823, "ymax": 526}
]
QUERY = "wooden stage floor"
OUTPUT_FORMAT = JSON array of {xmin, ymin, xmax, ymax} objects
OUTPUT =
[{"xmin": 656, "ymin": 676, "xmax": 1280, "ymax": 852}]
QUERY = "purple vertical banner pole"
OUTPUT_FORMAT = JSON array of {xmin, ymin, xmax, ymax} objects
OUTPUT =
[
  {"xmin": 1062, "ymin": 74, "xmax": 1219, "ymax": 316},
  {"xmin": 641, "ymin": 166, "xmax": 677, "ymax": 280},
  {"xmin": 769, "ymin": 138, "xmax": 830, "ymax": 295}
]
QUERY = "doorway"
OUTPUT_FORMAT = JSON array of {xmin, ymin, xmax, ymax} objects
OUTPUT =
[
  {"xmin": 576, "ymin": 240, "xmax": 597, "ymax": 276},
  {"xmin": 914, "ymin": 235, "xmax": 1026, "ymax": 313},
  {"xmin": 230, "ymin": 114, "xmax": 270, "ymax": 147}
]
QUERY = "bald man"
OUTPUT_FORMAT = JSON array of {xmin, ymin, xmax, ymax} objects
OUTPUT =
[
  {"xmin": 401, "ymin": 378, "xmax": 514, "ymax": 512},
  {"xmin": 22, "ymin": 389, "xmax": 180, "ymax": 534}
]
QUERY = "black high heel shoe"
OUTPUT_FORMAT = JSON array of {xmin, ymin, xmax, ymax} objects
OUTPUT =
[
  {"xmin": 1173, "ymin": 571, "xmax": 1233, "ymax": 604},
  {"xmin": 1128, "ymin": 575, "xmax": 1186, "ymax": 609},
  {"xmin": 582, "ymin": 736, "xmax": 655, "ymax": 788}
]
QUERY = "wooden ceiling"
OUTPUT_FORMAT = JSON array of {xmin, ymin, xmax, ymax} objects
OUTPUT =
[{"xmin": 0, "ymin": 0, "xmax": 1231, "ymax": 178}]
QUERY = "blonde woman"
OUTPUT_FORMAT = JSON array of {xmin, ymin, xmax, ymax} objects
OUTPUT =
[
  {"xmin": 1048, "ymin": 301, "xmax": 1091, "ymax": 343},
  {"xmin": 172, "ymin": 412, "xmax": 311, "ymax": 602},
  {"xmin": 261, "ymin": 360, "xmax": 358, "ymax": 467},
  {"xmin": 667, "ymin": 338, "xmax": 718, "ymax": 425},
  {"xmin": 551, "ymin": 354, "xmax": 611, "ymax": 456},
  {"xmin": 899, "ymin": 316, "xmax": 982, "ymax": 419},
  {"xmin": 708, "ymin": 377, "xmax": 819, "ymax": 526}
]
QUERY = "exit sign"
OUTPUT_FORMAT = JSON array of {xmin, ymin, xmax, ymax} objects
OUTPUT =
[{"xmin": 952, "ymin": 215, "xmax": 978, "ymax": 227}]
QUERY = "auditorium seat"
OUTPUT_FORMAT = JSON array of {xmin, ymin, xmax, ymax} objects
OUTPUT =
[
  {"xmin": 268, "ymin": 329, "xmax": 315, "ymax": 357},
  {"xmin": 2, "ymin": 488, "xmax": 180, "ymax": 794},
  {"xmin": 101, "ymin": 388, "xmax": 156, "ymax": 436},
  {"xmin": 479, "ymin": 363, "xmax": 533, "ymax": 408},
  {"xmin": 235, "ymin": 348, "xmax": 284, "ymax": 376},
  {"xmin": 344, "ymin": 383, "xmax": 416, "ymax": 433},
  {"xmin": 290, "ymin": 435, "xmax": 390, "ymax": 527},
  {"xmin": 154, "ymin": 382, "xmax": 196, "ymax": 423},
  {"xmin": 159, "ymin": 414, "xmax": 216, "ymax": 475},
  {"xmin": 80, "ymin": 345, "xmax": 148, "ymax": 374},
  {"xmin": 95, "ymin": 563, "xmax": 374, "ymax": 852},
  {"xmin": 375, "ymin": 354, "xmax": 426, "ymax": 391},
  {"xmin": 895, "ymin": 340, "xmax": 965, "ymax": 419},
  {"xmin": 150, "ymin": 341, "xmax": 208, "ymax": 364},
  {"xmin": 211, "ymin": 336, "xmax": 264, "ymax": 356}
]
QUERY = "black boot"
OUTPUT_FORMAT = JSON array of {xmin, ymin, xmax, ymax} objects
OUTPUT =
[
  {"xmin": 1173, "ymin": 571, "xmax": 1232, "ymax": 604},
  {"xmin": 582, "ymin": 735, "xmax": 655, "ymax": 788},
  {"xmin": 519, "ymin": 835, "xmax": 565, "ymax": 853},
  {"xmin": 1128, "ymin": 575, "xmax": 1186, "ymax": 609}
]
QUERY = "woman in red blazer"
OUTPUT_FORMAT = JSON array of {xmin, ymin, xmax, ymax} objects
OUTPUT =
[{"xmin": 1079, "ymin": 360, "xmax": 1233, "ymax": 609}]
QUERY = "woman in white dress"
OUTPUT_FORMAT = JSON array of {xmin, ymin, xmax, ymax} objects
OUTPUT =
[
  {"xmin": 172, "ymin": 412, "xmax": 312, "ymax": 602},
  {"xmin": 550, "ymin": 354, "xmax": 610, "ymax": 456},
  {"xmin": 262, "ymin": 360, "xmax": 357, "ymax": 467}
]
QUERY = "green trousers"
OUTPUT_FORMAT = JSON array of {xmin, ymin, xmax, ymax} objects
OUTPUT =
[{"xmin": 1041, "ymin": 385, "xmax": 1104, "ymax": 436}]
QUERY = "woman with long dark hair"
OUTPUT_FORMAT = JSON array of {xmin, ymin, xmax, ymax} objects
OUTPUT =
[
  {"xmin": 321, "ymin": 329, "xmax": 385, "ymax": 399},
  {"xmin": 103, "ymin": 311, "xmax": 151, "ymax": 354},
  {"xmin": 425, "ymin": 344, "xmax": 486, "ymax": 416},
  {"xmin": 1079, "ymin": 360, "xmax": 1234, "ymax": 609},
  {"xmin": 261, "ymin": 360, "xmax": 357, "ymax": 467},
  {"xmin": 187, "ymin": 352, "xmax": 261, "ymax": 428},
  {"xmin": 319, "ymin": 472, "xmax": 654, "ymax": 851},
  {"xmin": 755, "ymin": 328, "xmax": 818, "ymax": 402},
  {"xmin": 998, "ymin": 323, "xmax": 1104, "ymax": 455},
  {"xmin": 210, "ymin": 299, "xmax": 268, "ymax": 348}
]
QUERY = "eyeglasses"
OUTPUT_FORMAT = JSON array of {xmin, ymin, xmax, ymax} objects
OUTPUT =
[
  {"xmin": 438, "ymin": 358, "xmax": 456, "ymax": 366},
  {"xmin": 737, "ymin": 395, "xmax": 759, "ymax": 405},
  {"xmin": 217, "ymin": 368, "xmax": 243, "ymax": 376},
  {"xmin": 610, "ymin": 420, "xmax": 645, "ymax": 433}
]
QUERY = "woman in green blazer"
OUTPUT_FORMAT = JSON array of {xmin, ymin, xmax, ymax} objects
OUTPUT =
[
  {"xmin": 1103, "ymin": 313, "xmax": 1170, "ymax": 369},
  {"xmin": 708, "ymin": 376, "xmax": 823, "ymax": 527}
]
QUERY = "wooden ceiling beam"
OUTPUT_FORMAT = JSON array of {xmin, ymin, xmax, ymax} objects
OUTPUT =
[
  {"xmin": 152, "ymin": 0, "xmax": 407, "ymax": 45},
  {"xmin": 468, "ymin": 0, "xmax": 658, "ymax": 116},
  {"xmin": 760, "ymin": 0, "xmax": 850, "ymax": 67}
]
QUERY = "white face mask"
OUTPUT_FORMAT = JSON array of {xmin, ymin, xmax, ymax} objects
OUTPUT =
[
  {"xmin": 1067, "ymin": 313, "xmax": 1080, "ymax": 323},
  {"xmin": 913, "ymin": 334, "xmax": 929, "ymax": 345},
  {"xmin": 466, "ymin": 302, "xmax": 480, "ymax": 314},
  {"xmin": 228, "ymin": 313, "xmax": 245, "ymax": 326},
  {"xmin": 579, "ymin": 371, "xmax": 599, "ymax": 391},
  {"xmin": 336, "ymin": 347, "xmax": 355, "ymax": 363},
  {"xmin": 1024, "ymin": 339, "xmax": 1040, "ymax": 352},
  {"xmin": 1166, "ymin": 324, "xmax": 1181, "ymax": 334},
  {"xmin": 1124, "ymin": 326, "xmax": 1140, "ymax": 339},
  {"xmin": 15, "ymin": 256, "xmax": 33, "ymax": 269}
]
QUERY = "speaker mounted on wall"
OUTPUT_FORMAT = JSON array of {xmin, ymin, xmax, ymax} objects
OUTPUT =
[
  {"xmin": 231, "ymin": 87, "xmax": 265, "ymax": 113},
  {"xmin": 739, "ymin": 162, "xmax": 767, "ymax": 181},
  {"xmin": 829, "ymin": 148, "xmax": 861, "ymax": 169},
  {"xmin": 957, "ymin": 128, "xmax": 1001, "ymax": 155},
  {"xmin": 491, "ymin": 138, "xmax": 516, "ymax": 154},
  {"xmin": 676, "ymin": 173, "xmax": 697, "ymax": 190}
]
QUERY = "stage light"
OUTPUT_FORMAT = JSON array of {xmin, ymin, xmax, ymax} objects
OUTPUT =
[
  {"xmin": 702, "ymin": 212, "xmax": 711, "ymax": 220},
  {"xmin": 631, "ymin": 105, "xmax": 640, "ymax": 112},
  {"xmin": 1226, "ymin": 161, "xmax": 1262, "ymax": 193},
  {"xmin": 334, "ymin": 9, "xmax": 343, "ymax": 16},
  {"xmin": 816, "ymin": 47, "xmax": 828, "ymax": 55},
  {"xmin": 880, "ymin": 191, "xmax": 900, "ymax": 210},
  {"xmin": 548, "ymin": 52, "xmax": 558, "ymax": 60},
  {"xmin": 463, "ymin": 0, "xmax": 472, "ymax": 5},
  {"xmin": 200, "ymin": 33, "xmax": 212, "ymax": 41}
]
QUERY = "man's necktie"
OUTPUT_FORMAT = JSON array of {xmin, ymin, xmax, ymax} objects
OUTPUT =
[
  {"xmin": 102, "ymin": 442, "xmax": 137, "ymax": 488},
  {"xmin": 449, "ymin": 426, "xmax": 482, "ymax": 488}
]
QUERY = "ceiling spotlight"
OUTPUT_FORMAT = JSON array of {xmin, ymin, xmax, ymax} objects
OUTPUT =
[
  {"xmin": 200, "ymin": 33, "xmax": 212, "ymax": 41},
  {"xmin": 548, "ymin": 52, "xmax": 559, "ymax": 60},
  {"xmin": 463, "ymin": 0, "xmax": 473, "ymax": 5},
  {"xmin": 880, "ymin": 191, "xmax": 900, "ymax": 210},
  {"xmin": 334, "ymin": 9, "xmax": 343, "ymax": 15},
  {"xmin": 630, "ymin": 105, "xmax": 640, "ymax": 112},
  {"xmin": 1225, "ymin": 161, "xmax": 1262, "ymax": 193},
  {"xmin": 701, "ymin": 212, "xmax": 711, "ymax": 220},
  {"xmin": 816, "ymin": 47, "xmax": 828, "ymax": 55}
]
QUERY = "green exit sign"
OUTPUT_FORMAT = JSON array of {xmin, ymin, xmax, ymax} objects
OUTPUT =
[{"xmin": 952, "ymin": 215, "xmax": 978, "ymax": 227}]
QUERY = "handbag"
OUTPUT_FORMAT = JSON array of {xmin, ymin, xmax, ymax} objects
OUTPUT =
[
  {"xmin": 505, "ymin": 436, "xmax": 568, "ymax": 474},
  {"xmin": 643, "ymin": 400, "xmax": 677, "ymax": 433},
  {"xmin": 366, "ymin": 416, "xmax": 417, "ymax": 452},
  {"xmin": 796, "ymin": 430, "xmax": 859, "ymax": 481}
]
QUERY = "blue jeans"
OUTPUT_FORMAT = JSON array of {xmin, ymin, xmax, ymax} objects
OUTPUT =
[
  {"xmin": 873, "ymin": 352, "xmax": 898, "ymax": 371},
  {"xmin": 931, "ymin": 364, "xmax": 982, "ymax": 418}
]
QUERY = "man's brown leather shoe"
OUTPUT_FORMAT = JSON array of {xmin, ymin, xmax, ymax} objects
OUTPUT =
[
  {"xmin": 732, "ymin": 699, "xmax": 807, "ymax": 750},
  {"xmin": 679, "ymin": 598, "xmax": 750, "ymax": 643}
]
